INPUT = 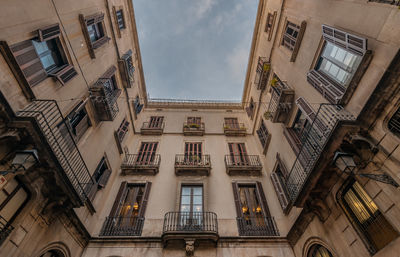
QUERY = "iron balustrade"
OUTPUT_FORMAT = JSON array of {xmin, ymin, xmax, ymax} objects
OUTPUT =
[
  {"xmin": 0, "ymin": 215, "xmax": 13, "ymax": 246},
  {"xmin": 183, "ymin": 122, "xmax": 205, "ymax": 131},
  {"xmin": 90, "ymin": 87, "xmax": 120, "ymax": 121},
  {"xmin": 237, "ymin": 216, "xmax": 279, "ymax": 236},
  {"xmin": 254, "ymin": 57, "xmax": 270, "ymax": 90},
  {"xmin": 100, "ymin": 216, "xmax": 144, "ymax": 236},
  {"xmin": 223, "ymin": 122, "xmax": 246, "ymax": 131},
  {"xmin": 266, "ymin": 81, "xmax": 294, "ymax": 123},
  {"xmin": 163, "ymin": 212, "xmax": 218, "ymax": 234},
  {"xmin": 285, "ymin": 104, "xmax": 355, "ymax": 204},
  {"xmin": 225, "ymin": 155, "xmax": 262, "ymax": 168},
  {"xmin": 141, "ymin": 121, "xmax": 165, "ymax": 130},
  {"xmin": 17, "ymin": 100, "xmax": 95, "ymax": 204},
  {"xmin": 122, "ymin": 153, "xmax": 161, "ymax": 168},
  {"xmin": 175, "ymin": 154, "xmax": 211, "ymax": 167},
  {"xmin": 368, "ymin": 0, "xmax": 400, "ymax": 5}
]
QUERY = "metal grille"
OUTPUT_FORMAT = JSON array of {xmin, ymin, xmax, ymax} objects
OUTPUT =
[
  {"xmin": 225, "ymin": 155, "xmax": 262, "ymax": 168},
  {"xmin": 237, "ymin": 216, "xmax": 279, "ymax": 236},
  {"xmin": 100, "ymin": 216, "xmax": 144, "ymax": 236},
  {"xmin": 285, "ymin": 104, "xmax": 355, "ymax": 203},
  {"xmin": 163, "ymin": 212, "xmax": 218, "ymax": 234},
  {"xmin": 388, "ymin": 107, "xmax": 400, "ymax": 136},
  {"xmin": 122, "ymin": 153, "xmax": 161, "ymax": 167},
  {"xmin": 175, "ymin": 154, "xmax": 211, "ymax": 166},
  {"xmin": 17, "ymin": 100, "xmax": 95, "ymax": 204},
  {"xmin": 0, "ymin": 215, "xmax": 13, "ymax": 246}
]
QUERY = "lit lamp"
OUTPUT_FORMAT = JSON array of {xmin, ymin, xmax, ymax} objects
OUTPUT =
[
  {"xmin": 1, "ymin": 150, "xmax": 39, "ymax": 175},
  {"xmin": 333, "ymin": 152, "xmax": 356, "ymax": 174}
]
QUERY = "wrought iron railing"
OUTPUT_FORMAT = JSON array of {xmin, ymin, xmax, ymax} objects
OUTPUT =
[
  {"xmin": 225, "ymin": 155, "xmax": 262, "ymax": 168},
  {"xmin": 237, "ymin": 216, "xmax": 279, "ymax": 236},
  {"xmin": 122, "ymin": 153, "xmax": 161, "ymax": 168},
  {"xmin": 254, "ymin": 57, "xmax": 270, "ymax": 90},
  {"xmin": 141, "ymin": 121, "xmax": 165, "ymax": 130},
  {"xmin": 100, "ymin": 216, "xmax": 144, "ymax": 236},
  {"xmin": 90, "ymin": 88, "xmax": 120, "ymax": 121},
  {"xmin": 368, "ymin": 0, "xmax": 400, "ymax": 5},
  {"xmin": 285, "ymin": 104, "xmax": 355, "ymax": 203},
  {"xmin": 163, "ymin": 212, "xmax": 218, "ymax": 234},
  {"xmin": 0, "ymin": 215, "xmax": 13, "ymax": 246},
  {"xmin": 17, "ymin": 100, "xmax": 95, "ymax": 204},
  {"xmin": 266, "ymin": 81, "xmax": 293, "ymax": 122},
  {"xmin": 183, "ymin": 122, "xmax": 205, "ymax": 131},
  {"xmin": 223, "ymin": 123, "xmax": 246, "ymax": 131},
  {"xmin": 175, "ymin": 154, "xmax": 211, "ymax": 167}
]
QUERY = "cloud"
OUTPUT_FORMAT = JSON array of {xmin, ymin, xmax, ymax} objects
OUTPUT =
[{"xmin": 194, "ymin": 0, "xmax": 216, "ymax": 19}]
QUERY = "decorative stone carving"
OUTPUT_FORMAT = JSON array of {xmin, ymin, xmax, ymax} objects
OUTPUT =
[{"xmin": 185, "ymin": 239, "xmax": 195, "ymax": 257}]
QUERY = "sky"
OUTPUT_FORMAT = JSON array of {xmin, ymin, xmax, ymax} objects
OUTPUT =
[{"xmin": 133, "ymin": 0, "xmax": 258, "ymax": 101}]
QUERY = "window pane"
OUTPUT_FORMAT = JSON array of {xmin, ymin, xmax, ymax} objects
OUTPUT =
[{"xmin": 181, "ymin": 187, "xmax": 191, "ymax": 195}]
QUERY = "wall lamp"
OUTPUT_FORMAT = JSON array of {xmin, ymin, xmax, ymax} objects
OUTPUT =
[
  {"xmin": 333, "ymin": 152, "xmax": 399, "ymax": 188},
  {"xmin": 0, "ymin": 150, "xmax": 39, "ymax": 176}
]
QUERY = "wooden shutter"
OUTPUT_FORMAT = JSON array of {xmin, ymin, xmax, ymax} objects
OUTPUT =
[
  {"xmin": 322, "ymin": 24, "xmax": 367, "ymax": 56},
  {"xmin": 101, "ymin": 65, "xmax": 117, "ymax": 79},
  {"xmin": 270, "ymin": 172, "xmax": 290, "ymax": 211},
  {"xmin": 283, "ymin": 127, "xmax": 301, "ymax": 155},
  {"xmin": 118, "ymin": 49, "xmax": 135, "ymax": 88},
  {"xmin": 295, "ymin": 97, "xmax": 327, "ymax": 133},
  {"xmin": 109, "ymin": 181, "xmax": 128, "ymax": 216},
  {"xmin": 232, "ymin": 182, "xmax": 241, "ymax": 217},
  {"xmin": 113, "ymin": 6, "xmax": 122, "ymax": 38},
  {"xmin": 267, "ymin": 11, "xmax": 277, "ymax": 41},
  {"xmin": 290, "ymin": 21, "xmax": 307, "ymax": 62},
  {"xmin": 137, "ymin": 142, "xmax": 158, "ymax": 164},
  {"xmin": 98, "ymin": 169, "xmax": 111, "ymax": 188},
  {"xmin": 79, "ymin": 13, "xmax": 109, "ymax": 59},
  {"xmin": 75, "ymin": 114, "xmax": 89, "ymax": 140},
  {"xmin": 138, "ymin": 182, "xmax": 152, "ymax": 217},
  {"xmin": 10, "ymin": 40, "xmax": 47, "ymax": 87},
  {"xmin": 86, "ymin": 183, "xmax": 98, "ymax": 201},
  {"xmin": 37, "ymin": 23, "xmax": 61, "ymax": 42},
  {"xmin": 256, "ymin": 182, "xmax": 271, "ymax": 217},
  {"xmin": 307, "ymin": 69, "xmax": 344, "ymax": 104},
  {"xmin": 49, "ymin": 65, "xmax": 77, "ymax": 85}
]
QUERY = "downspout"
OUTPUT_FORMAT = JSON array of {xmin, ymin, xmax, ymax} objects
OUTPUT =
[{"xmin": 105, "ymin": 0, "xmax": 137, "ymax": 134}]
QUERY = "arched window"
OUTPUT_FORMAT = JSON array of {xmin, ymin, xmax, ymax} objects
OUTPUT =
[
  {"xmin": 307, "ymin": 244, "xmax": 333, "ymax": 257},
  {"xmin": 338, "ymin": 179, "xmax": 398, "ymax": 254},
  {"xmin": 388, "ymin": 107, "xmax": 400, "ymax": 136},
  {"xmin": 40, "ymin": 250, "xmax": 64, "ymax": 257}
]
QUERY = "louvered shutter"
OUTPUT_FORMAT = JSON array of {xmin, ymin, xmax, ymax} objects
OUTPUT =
[
  {"xmin": 98, "ymin": 169, "xmax": 112, "ymax": 188},
  {"xmin": 295, "ymin": 97, "xmax": 327, "ymax": 133},
  {"xmin": 270, "ymin": 172, "xmax": 290, "ymax": 211},
  {"xmin": 75, "ymin": 114, "xmax": 89, "ymax": 140},
  {"xmin": 37, "ymin": 23, "xmax": 61, "ymax": 42},
  {"xmin": 232, "ymin": 182, "xmax": 241, "ymax": 217},
  {"xmin": 283, "ymin": 128, "xmax": 302, "ymax": 155},
  {"xmin": 109, "ymin": 181, "xmax": 128, "ymax": 216},
  {"xmin": 10, "ymin": 40, "xmax": 47, "ymax": 87},
  {"xmin": 307, "ymin": 70, "xmax": 344, "ymax": 104},
  {"xmin": 118, "ymin": 50, "xmax": 135, "ymax": 88},
  {"xmin": 49, "ymin": 65, "xmax": 77, "ymax": 85},
  {"xmin": 138, "ymin": 182, "xmax": 152, "ymax": 217},
  {"xmin": 255, "ymin": 181, "xmax": 271, "ymax": 216},
  {"xmin": 290, "ymin": 21, "xmax": 307, "ymax": 62},
  {"xmin": 113, "ymin": 6, "xmax": 122, "ymax": 38},
  {"xmin": 322, "ymin": 24, "xmax": 367, "ymax": 56},
  {"xmin": 85, "ymin": 183, "xmax": 98, "ymax": 201},
  {"xmin": 57, "ymin": 121, "xmax": 75, "ymax": 152},
  {"xmin": 79, "ymin": 13, "xmax": 109, "ymax": 58}
]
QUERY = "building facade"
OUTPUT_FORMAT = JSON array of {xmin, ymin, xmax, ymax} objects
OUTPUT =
[{"xmin": 0, "ymin": 0, "xmax": 399, "ymax": 257}]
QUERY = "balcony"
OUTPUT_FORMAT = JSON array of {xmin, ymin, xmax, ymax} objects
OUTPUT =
[
  {"xmin": 121, "ymin": 153, "xmax": 161, "ymax": 175},
  {"xmin": 284, "ymin": 104, "xmax": 355, "ymax": 207},
  {"xmin": 224, "ymin": 155, "xmax": 262, "ymax": 176},
  {"xmin": 89, "ymin": 84, "xmax": 121, "ymax": 121},
  {"xmin": 100, "ymin": 216, "xmax": 144, "ymax": 236},
  {"xmin": 223, "ymin": 123, "xmax": 247, "ymax": 136},
  {"xmin": 237, "ymin": 216, "xmax": 279, "ymax": 236},
  {"xmin": 162, "ymin": 212, "xmax": 218, "ymax": 247},
  {"xmin": 254, "ymin": 57, "xmax": 270, "ymax": 90},
  {"xmin": 140, "ymin": 122, "xmax": 164, "ymax": 135},
  {"xmin": 265, "ymin": 80, "xmax": 294, "ymax": 124},
  {"xmin": 0, "ymin": 215, "xmax": 13, "ymax": 246},
  {"xmin": 17, "ymin": 100, "xmax": 95, "ymax": 206},
  {"xmin": 183, "ymin": 122, "xmax": 205, "ymax": 136},
  {"xmin": 175, "ymin": 155, "xmax": 211, "ymax": 176}
]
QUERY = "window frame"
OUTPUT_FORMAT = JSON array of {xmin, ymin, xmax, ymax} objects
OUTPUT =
[
  {"xmin": 256, "ymin": 119, "xmax": 271, "ymax": 154},
  {"xmin": 66, "ymin": 100, "xmax": 91, "ymax": 142},
  {"xmin": 79, "ymin": 13, "xmax": 110, "ymax": 59},
  {"xmin": 281, "ymin": 19, "xmax": 307, "ymax": 62}
]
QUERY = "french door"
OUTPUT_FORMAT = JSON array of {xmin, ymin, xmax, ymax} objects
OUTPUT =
[
  {"xmin": 179, "ymin": 185, "xmax": 203, "ymax": 229},
  {"xmin": 149, "ymin": 116, "xmax": 163, "ymax": 128},
  {"xmin": 228, "ymin": 143, "xmax": 249, "ymax": 165},
  {"xmin": 225, "ymin": 118, "xmax": 239, "ymax": 129},
  {"xmin": 184, "ymin": 142, "xmax": 202, "ymax": 164},
  {"xmin": 136, "ymin": 142, "xmax": 158, "ymax": 165}
]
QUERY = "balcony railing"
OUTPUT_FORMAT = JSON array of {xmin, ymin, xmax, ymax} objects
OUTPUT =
[
  {"xmin": 265, "ymin": 81, "xmax": 294, "ymax": 123},
  {"xmin": 368, "ymin": 0, "xmax": 400, "ymax": 5},
  {"xmin": 90, "ymin": 87, "xmax": 121, "ymax": 121},
  {"xmin": 141, "ymin": 122, "xmax": 165, "ymax": 135},
  {"xmin": 0, "ymin": 215, "xmax": 13, "ymax": 246},
  {"xmin": 254, "ymin": 57, "xmax": 270, "ymax": 90},
  {"xmin": 225, "ymin": 155, "xmax": 262, "ymax": 175},
  {"xmin": 163, "ymin": 212, "xmax": 218, "ymax": 234},
  {"xmin": 183, "ymin": 122, "xmax": 205, "ymax": 136},
  {"xmin": 237, "ymin": 216, "xmax": 279, "ymax": 236},
  {"xmin": 100, "ymin": 216, "xmax": 144, "ymax": 236},
  {"xmin": 17, "ymin": 100, "xmax": 95, "ymax": 205},
  {"xmin": 285, "ymin": 104, "xmax": 355, "ymax": 205},
  {"xmin": 121, "ymin": 153, "xmax": 161, "ymax": 175},
  {"xmin": 175, "ymin": 154, "xmax": 211, "ymax": 176},
  {"xmin": 223, "ymin": 123, "xmax": 247, "ymax": 136}
]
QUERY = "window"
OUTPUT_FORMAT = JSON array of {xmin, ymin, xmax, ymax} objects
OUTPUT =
[
  {"xmin": 187, "ymin": 117, "xmax": 201, "ymax": 126},
  {"xmin": 232, "ymin": 182, "xmax": 277, "ymax": 236},
  {"xmin": 148, "ymin": 116, "xmax": 164, "ymax": 128},
  {"xmin": 116, "ymin": 10, "xmax": 125, "ymax": 30},
  {"xmin": 307, "ymin": 244, "xmax": 333, "ymax": 257},
  {"xmin": 133, "ymin": 96, "xmax": 143, "ymax": 115},
  {"xmin": 118, "ymin": 50, "xmax": 135, "ymax": 88},
  {"xmin": 270, "ymin": 154, "xmax": 290, "ymax": 212},
  {"xmin": 114, "ymin": 118, "xmax": 130, "ymax": 154},
  {"xmin": 292, "ymin": 109, "xmax": 311, "ymax": 142},
  {"xmin": 246, "ymin": 98, "xmax": 255, "ymax": 119},
  {"xmin": 1, "ymin": 24, "xmax": 77, "ymax": 89},
  {"xmin": 180, "ymin": 185, "xmax": 203, "ymax": 213},
  {"xmin": 66, "ymin": 101, "xmax": 91, "ymax": 142},
  {"xmin": 136, "ymin": 142, "xmax": 158, "ymax": 165},
  {"xmin": 79, "ymin": 13, "xmax": 110, "ymax": 59},
  {"xmin": 307, "ymin": 25, "xmax": 368, "ymax": 104},
  {"xmin": 184, "ymin": 142, "xmax": 202, "ymax": 163},
  {"xmin": 282, "ymin": 20, "xmax": 306, "ymax": 62},
  {"xmin": 388, "ymin": 107, "xmax": 400, "ymax": 136},
  {"xmin": 256, "ymin": 120, "xmax": 271, "ymax": 153},
  {"xmin": 86, "ymin": 157, "xmax": 112, "ymax": 201},
  {"xmin": 254, "ymin": 57, "xmax": 270, "ymax": 90},
  {"xmin": 224, "ymin": 118, "xmax": 239, "ymax": 129},
  {"xmin": 265, "ymin": 12, "xmax": 277, "ymax": 41},
  {"xmin": 338, "ymin": 179, "xmax": 398, "ymax": 254},
  {"xmin": 228, "ymin": 143, "xmax": 248, "ymax": 165}
]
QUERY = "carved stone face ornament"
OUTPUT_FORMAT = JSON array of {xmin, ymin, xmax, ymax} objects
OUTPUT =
[{"xmin": 185, "ymin": 240, "xmax": 195, "ymax": 257}]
